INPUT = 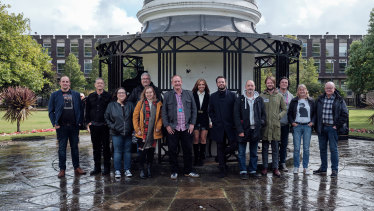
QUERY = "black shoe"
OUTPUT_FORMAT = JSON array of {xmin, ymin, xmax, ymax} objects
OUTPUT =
[
  {"xmin": 218, "ymin": 167, "xmax": 226, "ymax": 178},
  {"xmin": 102, "ymin": 169, "xmax": 110, "ymax": 175},
  {"xmin": 330, "ymin": 170, "xmax": 338, "ymax": 178},
  {"xmin": 140, "ymin": 170, "xmax": 146, "ymax": 179},
  {"xmin": 240, "ymin": 173, "xmax": 249, "ymax": 180},
  {"xmin": 90, "ymin": 168, "xmax": 101, "ymax": 176},
  {"xmin": 249, "ymin": 173, "xmax": 260, "ymax": 178},
  {"xmin": 313, "ymin": 168, "xmax": 327, "ymax": 175},
  {"xmin": 147, "ymin": 165, "xmax": 152, "ymax": 178}
]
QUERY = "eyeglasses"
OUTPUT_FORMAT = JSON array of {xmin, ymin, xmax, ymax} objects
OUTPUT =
[{"xmin": 141, "ymin": 78, "xmax": 150, "ymax": 81}]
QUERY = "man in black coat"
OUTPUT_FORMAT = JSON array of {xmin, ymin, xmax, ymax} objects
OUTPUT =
[
  {"xmin": 209, "ymin": 76, "xmax": 237, "ymax": 178},
  {"xmin": 128, "ymin": 72, "xmax": 162, "ymax": 104},
  {"xmin": 234, "ymin": 80, "xmax": 266, "ymax": 179}
]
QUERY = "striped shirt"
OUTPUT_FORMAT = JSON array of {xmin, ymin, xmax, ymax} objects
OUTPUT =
[
  {"xmin": 175, "ymin": 92, "xmax": 186, "ymax": 131},
  {"xmin": 322, "ymin": 94, "xmax": 335, "ymax": 125}
]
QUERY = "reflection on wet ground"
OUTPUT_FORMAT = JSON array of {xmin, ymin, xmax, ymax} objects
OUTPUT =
[{"xmin": 0, "ymin": 135, "xmax": 373, "ymax": 210}]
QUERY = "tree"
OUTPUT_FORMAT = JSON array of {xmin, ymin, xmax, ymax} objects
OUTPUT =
[
  {"xmin": 63, "ymin": 53, "xmax": 87, "ymax": 92},
  {"xmin": 85, "ymin": 55, "xmax": 108, "ymax": 91},
  {"xmin": 346, "ymin": 9, "xmax": 374, "ymax": 98},
  {"xmin": 1, "ymin": 86, "xmax": 36, "ymax": 132},
  {"xmin": 0, "ymin": 3, "xmax": 53, "ymax": 92}
]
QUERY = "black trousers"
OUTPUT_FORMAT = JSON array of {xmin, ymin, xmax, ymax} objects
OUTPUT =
[
  {"xmin": 167, "ymin": 130, "xmax": 193, "ymax": 174},
  {"xmin": 216, "ymin": 132, "xmax": 237, "ymax": 168},
  {"xmin": 90, "ymin": 125, "xmax": 111, "ymax": 170},
  {"xmin": 138, "ymin": 147, "xmax": 155, "ymax": 167}
]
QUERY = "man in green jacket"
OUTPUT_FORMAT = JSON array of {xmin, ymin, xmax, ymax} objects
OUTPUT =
[{"xmin": 260, "ymin": 76, "xmax": 287, "ymax": 177}]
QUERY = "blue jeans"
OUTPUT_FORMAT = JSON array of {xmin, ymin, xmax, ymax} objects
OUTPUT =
[
  {"xmin": 279, "ymin": 125, "xmax": 290, "ymax": 164},
  {"xmin": 56, "ymin": 125, "xmax": 80, "ymax": 170},
  {"xmin": 238, "ymin": 139, "xmax": 259, "ymax": 173},
  {"xmin": 292, "ymin": 125, "xmax": 312, "ymax": 168},
  {"xmin": 318, "ymin": 126, "xmax": 339, "ymax": 171},
  {"xmin": 112, "ymin": 135, "xmax": 132, "ymax": 171}
]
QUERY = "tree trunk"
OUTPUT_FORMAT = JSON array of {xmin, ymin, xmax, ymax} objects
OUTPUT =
[{"xmin": 17, "ymin": 119, "xmax": 20, "ymax": 132}]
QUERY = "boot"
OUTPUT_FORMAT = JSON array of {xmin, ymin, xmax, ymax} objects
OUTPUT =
[
  {"xmin": 193, "ymin": 144, "xmax": 200, "ymax": 166},
  {"xmin": 139, "ymin": 164, "xmax": 146, "ymax": 179},
  {"xmin": 147, "ymin": 163, "xmax": 152, "ymax": 178},
  {"xmin": 218, "ymin": 166, "xmax": 226, "ymax": 178},
  {"xmin": 199, "ymin": 144, "xmax": 206, "ymax": 166}
]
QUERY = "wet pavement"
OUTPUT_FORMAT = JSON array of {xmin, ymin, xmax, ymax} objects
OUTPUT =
[{"xmin": 0, "ymin": 135, "xmax": 373, "ymax": 210}]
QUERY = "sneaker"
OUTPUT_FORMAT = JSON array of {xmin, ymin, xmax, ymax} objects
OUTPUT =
[
  {"xmin": 125, "ymin": 170, "xmax": 133, "ymax": 177},
  {"xmin": 303, "ymin": 168, "xmax": 311, "ymax": 175},
  {"xmin": 330, "ymin": 170, "xmax": 338, "ymax": 178},
  {"xmin": 280, "ymin": 163, "xmax": 288, "ymax": 172},
  {"xmin": 261, "ymin": 168, "xmax": 268, "ymax": 176},
  {"xmin": 240, "ymin": 173, "xmax": 249, "ymax": 180},
  {"xmin": 170, "ymin": 173, "xmax": 178, "ymax": 180},
  {"xmin": 293, "ymin": 168, "xmax": 299, "ymax": 174},
  {"xmin": 273, "ymin": 169, "xmax": 281, "ymax": 177},
  {"xmin": 313, "ymin": 168, "xmax": 327, "ymax": 175},
  {"xmin": 115, "ymin": 170, "xmax": 121, "ymax": 178},
  {"xmin": 184, "ymin": 172, "xmax": 200, "ymax": 178}
]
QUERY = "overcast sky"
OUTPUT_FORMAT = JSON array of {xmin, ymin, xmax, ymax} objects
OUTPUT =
[{"xmin": 3, "ymin": 0, "xmax": 373, "ymax": 35}]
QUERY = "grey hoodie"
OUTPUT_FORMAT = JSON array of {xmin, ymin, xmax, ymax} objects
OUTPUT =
[
  {"xmin": 278, "ymin": 89, "xmax": 294, "ymax": 125},
  {"xmin": 243, "ymin": 90, "xmax": 259, "ymax": 126}
]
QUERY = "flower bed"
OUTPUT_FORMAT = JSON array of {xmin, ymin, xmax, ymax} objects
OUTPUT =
[
  {"xmin": 0, "ymin": 128, "xmax": 55, "ymax": 136},
  {"xmin": 349, "ymin": 128, "xmax": 374, "ymax": 134}
]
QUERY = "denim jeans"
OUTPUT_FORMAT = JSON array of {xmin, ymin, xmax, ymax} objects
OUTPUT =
[
  {"xmin": 238, "ymin": 139, "xmax": 259, "ymax": 173},
  {"xmin": 279, "ymin": 125, "xmax": 290, "ymax": 164},
  {"xmin": 292, "ymin": 125, "xmax": 312, "ymax": 168},
  {"xmin": 56, "ymin": 125, "xmax": 80, "ymax": 170},
  {"xmin": 112, "ymin": 135, "xmax": 132, "ymax": 171},
  {"xmin": 318, "ymin": 126, "xmax": 339, "ymax": 171},
  {"xmin": 262, "ymin": 140, "xmax": 279, "ymax": 169}
]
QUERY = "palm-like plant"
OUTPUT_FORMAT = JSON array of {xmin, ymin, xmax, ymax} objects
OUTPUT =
[
  {"xmin": 365, "ymin": 97, "xmax": 374, "ymax": 125},
  {"xmin": 1, "ymin": 87, "xmax": 37, "ymax": 132}
]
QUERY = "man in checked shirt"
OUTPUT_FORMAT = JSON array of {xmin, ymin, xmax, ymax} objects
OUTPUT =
[{"xmin": 314, "ymin": 82, "xmax": 348, "ymax": 178}]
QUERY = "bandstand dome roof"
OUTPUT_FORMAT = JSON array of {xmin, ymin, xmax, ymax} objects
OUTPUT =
[{"xmin": 138, "ymin": 0, "xmax": 261, "ymax": 33}]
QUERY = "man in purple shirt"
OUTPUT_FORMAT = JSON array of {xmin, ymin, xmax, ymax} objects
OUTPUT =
[{"xmin": 162, "ymin": 75, "xmax": 199, "ymax": 179}]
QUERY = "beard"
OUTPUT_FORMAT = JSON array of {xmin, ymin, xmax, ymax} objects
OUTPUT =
[
  {"xmin": 218, "ymin": 85, "xmax": 226, "ymax": 91},
  {"xmin": 266, "ymin": 86, "xmax": 274, "ymax": 91},
  {"xmin": 247, "ymin": 90, "xmax": 254, "ymax": 94}
]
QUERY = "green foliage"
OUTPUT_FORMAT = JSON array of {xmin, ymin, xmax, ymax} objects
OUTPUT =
[
  {"xmin": 63, "ymin": 53, "xmax": 87, "ymax": 92},
  {"xmin": 364, "ymin": 97, "xmax": 374, "ymax": 125},
  {"xmin": 0, "ymin": 2, "xmax": 53, "ymax": 92},
  {"xmin": 1, "ymin": 86, "xmax": 36, "ymax": 132},
  {"xmin": 346, "ymin": 8, "xmax": 374, "ymax": 95},
  {"xmin": 85, "ymin": 55, "xmax": 108, "ymax": 91}
]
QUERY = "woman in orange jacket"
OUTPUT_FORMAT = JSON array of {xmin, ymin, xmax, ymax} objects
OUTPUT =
[{"xmin": 133, "ymin": 86, "xmax": 163, "ymax": 178}]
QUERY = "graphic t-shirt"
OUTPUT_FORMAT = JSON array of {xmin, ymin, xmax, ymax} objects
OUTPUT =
[
  {"xmin": 295, "ymin": 99, "xmax": 310, "ymax": 123},
  {"xmin": 59, "ymin": 91, "xmax": 76, "ymax": 125}
]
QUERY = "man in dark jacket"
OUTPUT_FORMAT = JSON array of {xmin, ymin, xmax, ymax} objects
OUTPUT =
[
  {"xmin": 234, "ymin": 80, "xmax": 266, "ymax": 179},
  {"xmin": 209, "ymin": 76, "xmax": 237, "ymax": 178},
  {"xmin": 162, "ymin": 75, "xmax": 199, "ymax": 180},
  {"xmin": 85, "ymin": 78, "xmax": 111, "ymax": 176},
  {"xmin": 48, "ymin": 76, "xmax": 86, "ymax": 178},
  {"xmin": 128, "ymin": 72, "xmax": 162, "ymax": 104},
  {"xmin": 314, "ymin": 82, "xmax": 348, "ymax": 177}
]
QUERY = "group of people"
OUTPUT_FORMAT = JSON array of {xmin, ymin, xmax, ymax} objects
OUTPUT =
[{"xmin": 48, "ymin": 73, "xmax": 348, "ymax": 180}]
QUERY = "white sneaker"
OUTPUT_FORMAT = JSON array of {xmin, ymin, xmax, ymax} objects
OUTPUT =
[
  {"xmin": 280, "ymin": 163, "xmax": 288, "ymax": 172},
  {"xmin": 303, "ymin": 168, "xmax": 311, "ymax": 175},
  {"xmin": 293, "ymin": 168, "xmax": 299, "ymax": 174},
  {"xmin": 125, "ymin": 170, "xmax": 132, "ymax": 177},
  {"xmin": 115, "ymin": 170, "xmax": 121, "ymax": 178},
  {"xmin": 184, "ymin": 172, "xmax": 200, "ymax": 178},
  {"xmin": 170, "ymin": 173, "xmax": 178, "ymax": 180}
]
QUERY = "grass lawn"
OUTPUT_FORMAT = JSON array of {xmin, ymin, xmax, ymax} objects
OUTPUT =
[
  {"xmin": 0, "ymin": 110, "xmax": 52, "ymax": 133},
  {"xmin": 348, "ymin": 109, "xmax": 374, "ymax": 139}
]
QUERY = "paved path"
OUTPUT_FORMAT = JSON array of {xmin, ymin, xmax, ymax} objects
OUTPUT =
[{"xmin": 0, "ymin": 135, "xmax": 373, "ymax": 210}]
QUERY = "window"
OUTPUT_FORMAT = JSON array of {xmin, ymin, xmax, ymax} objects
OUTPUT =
[
  {"xmin": 84, "ymin": 59, "xmax": 92, "ymax": 74},
  {"xmin": 339, "ymin": 59, "xmax": 347, "ymax": 73},
  {"xmin": 326, "ymin": 42, "xmax": 334, "ymax": 57},
  {"xmin": 312, "ymin": 43, "xmax": 320, "ymax": 57},
  {"xmin": 314, "ymin": 59, "xmax": 320, "ymax": 73},
  {"xmin": 301, "ymin": 43, "xmax": 307, "ymax": 57},
  {"xmin": 57, "ymin": 60, "xmax": 65, "ymax": 73},
  {"xmin": 70, "ymin": 40, "xmax": 79, "ymax": 57},
  {"xmin": 43, "ymin": 42, "xmax": 51, "ymax": 56},
  {"xmin": 57, "ymin": 41, "xmax": 65, "ymax": 57},
  {"xmin": 339, "ymin": 42, "xmax": 347, "ymax": 57},
  {"xmin": 84, "ymin": 41, "xmax": 92, "ymax": 57},
  {"xmin": 325, "ymin": 59, "xmax": 334, "ymax": 73}
]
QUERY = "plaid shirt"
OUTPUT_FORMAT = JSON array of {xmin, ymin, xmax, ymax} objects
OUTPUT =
[
  {"xmin": 175, "ymin": 92, "xmax": 186, "ymax": 131},
  {"xmin": 322, "ymin": 94, "xmax": 335, "ymax": 125}
]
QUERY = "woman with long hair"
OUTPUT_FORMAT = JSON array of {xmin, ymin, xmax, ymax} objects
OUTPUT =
[
  {"xmin": 104, "ymin": 87, "xmax": 134, "ymax": 178},
  {"xmin": 287, "ymin": 84, "xmax": 316, "ymax": 174},
  {"xmin": 133, "ymin": 86, "xmax": 163, "ymax": 178},
  {"xmin": 192, "ymin": 79, "xmax": 210, "ymax": 166}
]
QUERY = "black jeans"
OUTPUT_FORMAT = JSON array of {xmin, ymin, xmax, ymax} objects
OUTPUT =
[
  {"xmin": 139, "ymin": 147, "xmax": 155, "ymax": 167},
  {"xmin": 56, "ymin": 125, "xmax": 80, "ymax": 170},
  {"xmin": 167, "ymin": 130, "xmax": 193, "ymax": 174},
  {"xmin": 216, "ymin": 132, "xmax": 237, "ymax": 169},
  {"xmin": 279, "ymin": 125, "xmax": 290, "ymax": 164},
  {"xmin": 89, "ymin": 125, "xmax": 111, "ymax": 170}
]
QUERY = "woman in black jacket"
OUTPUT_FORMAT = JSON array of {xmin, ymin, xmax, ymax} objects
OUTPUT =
[
  {"xmin": 192, "ymin": 79, "xmax": 210, "ymax": 166},
  {"xmin": 287, "ymin": 84, "xmax": 315, "ymax": 175},
  {"xmin": 104, "ymin": 87, "xmax": 134, "ymax": 178}
]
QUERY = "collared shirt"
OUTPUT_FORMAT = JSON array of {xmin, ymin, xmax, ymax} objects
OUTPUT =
[
  {"xmin": 198, "ymin": 91, "xmax": 205, "ymax": 108},
  {"xmin": 281, "ymin": 90, "xmax": 290, "ymax": 106},
  {"xmin": 175, "ymin": 92, "xmax": 186, "ymax": 131},
  {"xmin": 322, "ymin": 94, "xmax": 335, "ymax": 125}
]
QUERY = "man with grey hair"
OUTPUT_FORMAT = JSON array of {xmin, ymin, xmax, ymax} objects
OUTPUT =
[
  {"xmin": 314, "ymin": 81, "xmax": 348, "ymax": 178},
  {"xmin": 128, "ymin": 72, "xmax": 162, "ymax": 104}
]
